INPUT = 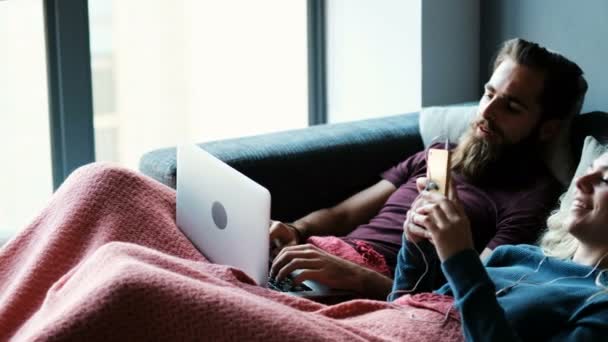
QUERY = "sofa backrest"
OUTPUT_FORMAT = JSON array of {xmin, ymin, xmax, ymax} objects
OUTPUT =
[
  {"xmin": 140, "ymin": 108, "xmax": 608, "ymax": 221},
  {"xmin": 140, "ymin": 112, "xmax": 423, "ymax": 221}
]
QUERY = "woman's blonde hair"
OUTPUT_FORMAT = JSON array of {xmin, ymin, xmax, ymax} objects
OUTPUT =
[
  {"xmin": 539, "ymin": 199, "xmax": 578, "ymax": 258},
  {"xmin": 539, "ymin": 194, "xmax": 608, "ymax": 301}
]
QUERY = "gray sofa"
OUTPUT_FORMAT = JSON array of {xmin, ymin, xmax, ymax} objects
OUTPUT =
[{"xmin": 139, "ymin": 109, "xmax": 608, "ymax": 222}]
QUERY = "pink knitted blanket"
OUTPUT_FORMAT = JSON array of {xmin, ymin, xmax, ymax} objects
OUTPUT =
[{"xmin": 0, "ymin": 163, "xmax": 463, "ymax": 341}]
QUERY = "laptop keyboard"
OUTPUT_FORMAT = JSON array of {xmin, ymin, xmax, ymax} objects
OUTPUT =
[{"xmin": 267, "ymin": 274, "xmax": 312, "ymax": 292}]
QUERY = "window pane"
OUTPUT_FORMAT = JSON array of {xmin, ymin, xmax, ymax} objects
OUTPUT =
[
  {"xmin": 327, "ymin": 0, "xmax": 422, "ymax": 123},
  {"xmin": 89, "ymin": 0, "xmax": 308, "ymax": 169},
  {"xmin": 0, "ymin": 0, "xmax": 53, "ymax": 242}
]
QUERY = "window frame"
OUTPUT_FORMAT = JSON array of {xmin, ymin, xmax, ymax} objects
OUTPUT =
[
  {"xmin": 44, "ymin": 0, "xmax": 96, "ymax": 190},
  {"xmin": 43, "ymin": 0, "xmax": 327, "ymax": 188},
  {"xmin": 307, "ymin": 0, "xmax": 327, "ymax": 125}
]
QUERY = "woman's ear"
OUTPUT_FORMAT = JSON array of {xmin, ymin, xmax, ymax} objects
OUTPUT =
[{"xmin": 539, "ymin": 119, "xmax": 562, "ymax": 142}]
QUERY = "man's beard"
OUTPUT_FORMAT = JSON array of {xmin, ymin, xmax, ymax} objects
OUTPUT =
[{"xmin": 451, "ymin": 119, "xmax": 539, "ymax": 181}]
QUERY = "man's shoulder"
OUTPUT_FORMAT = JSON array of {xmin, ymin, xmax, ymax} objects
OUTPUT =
[
  {"xmin": 392, "ymin": 147, "xmax": 430, "ymax": 170},
  {"xmin": 492, "ymin": 155, "xmax": 562, "ymax": 203},
  {"xmin": 405, "ymin": 142, "xmax": 457, "ymax": 166},
  {"xmin": 513, "ymin": 170, "xmax": 562, "ymax": 203}
]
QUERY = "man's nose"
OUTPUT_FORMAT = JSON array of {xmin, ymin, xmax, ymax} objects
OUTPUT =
[{"xmin": 480, "ymin": 99, "xmax": 498, "ymax": 120}]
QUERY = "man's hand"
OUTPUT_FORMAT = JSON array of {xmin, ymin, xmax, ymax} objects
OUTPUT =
[
  {"xmin": 270, "ymin": 243, "xmax": 365, "ymax": 292},
  {"xmin": 269, "ymin": 220, "xmax": 302, "ymax": 259},
  {"xmin": 411, "ymin": 182, "xmax": 474, "ymax": 262}
]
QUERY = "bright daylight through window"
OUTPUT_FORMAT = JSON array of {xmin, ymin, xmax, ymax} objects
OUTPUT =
[
  {"xmin": 89, "ymin": 0, "xmax": 309, "ymax": 170},
  {"xmin": 0, "ymin": 0, "xmax": 53, "ymax": 242}
]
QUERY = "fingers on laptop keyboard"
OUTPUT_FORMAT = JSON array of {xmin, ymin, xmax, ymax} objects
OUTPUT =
[{"xmin": 268, "ymin": 275, "xmax": 312, "ymax": 292}]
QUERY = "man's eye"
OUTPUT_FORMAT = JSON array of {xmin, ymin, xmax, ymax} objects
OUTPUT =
[{"xmin": 507, "ymin": 102, "xmax": 521, "ymax": 113}]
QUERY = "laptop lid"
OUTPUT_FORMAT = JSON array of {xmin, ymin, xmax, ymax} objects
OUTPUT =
[{"xmin": 176, "ymin": 145, "xmax": 270, "ymax": 285}]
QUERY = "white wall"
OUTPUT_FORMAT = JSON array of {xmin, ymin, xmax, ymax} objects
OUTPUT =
[
  {"xmin": 481, "ymin": 0, "xmax": 608, "ymax": 113},
  {"xmin": 422, "ymin": 0, "xmax": 480, "ymax": 106},
  {"xmin": 326, "ymin": 0, "xmax": 422, "ymax": 123}
]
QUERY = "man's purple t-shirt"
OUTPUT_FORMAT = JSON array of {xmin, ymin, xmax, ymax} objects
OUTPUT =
[{"xmin": 343, "ymin": 144, "xmax": 562, "ymax": 273}]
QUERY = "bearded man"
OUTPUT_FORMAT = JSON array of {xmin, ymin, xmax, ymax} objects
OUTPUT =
[{"xmin": 269, "ymin": 38, "xmax": 589, "ymax": 299}]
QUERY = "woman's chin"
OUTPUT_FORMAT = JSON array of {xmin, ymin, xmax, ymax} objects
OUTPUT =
[
  {"xmin": 564, "ymin": 215, "xmax": 581, "ymax": 234},
  {"xmin": 565, "ymin": 217, "xmax": 596, "ymax": 239}
]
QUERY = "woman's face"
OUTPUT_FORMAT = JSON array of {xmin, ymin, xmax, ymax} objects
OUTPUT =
[{"xmin": 566, "ymin": 153, "xmax": 608, "ymax": 244}]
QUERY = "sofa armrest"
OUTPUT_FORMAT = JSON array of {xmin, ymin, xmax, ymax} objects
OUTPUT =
[{"xmin": 139, "ymin": 112, "xmax": 422, "ymax": 221}]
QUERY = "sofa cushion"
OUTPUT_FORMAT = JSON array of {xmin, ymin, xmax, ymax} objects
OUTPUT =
[{"xmin": 419, "ymin": 104, "xmax": 476, "ymax": 148}]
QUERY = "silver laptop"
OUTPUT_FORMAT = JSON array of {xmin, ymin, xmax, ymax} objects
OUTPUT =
[{"xmin": 176, "ymin": 145, "xmax": 351, "ymax": 298}]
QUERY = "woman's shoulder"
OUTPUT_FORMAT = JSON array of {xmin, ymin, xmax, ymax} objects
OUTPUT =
[
  {"xmin": 493, "ymin": 243, "xmax": 541, "ymax": 255},
  {"xmin": 486, "ymin": 244, "xmax": 542, "ymax": 265}
]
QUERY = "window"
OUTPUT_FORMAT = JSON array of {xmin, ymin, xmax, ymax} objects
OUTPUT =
[
  {"xmin": 89, "ymin": 0, "xmax": 309, "ymax": 169},
  {"xmin": 326, "ymin": 0, "xmax": 421, "ymax": 123},
  {"xmin": 0, "ymin": 0, "xmax": 53, "ymax": 241}
]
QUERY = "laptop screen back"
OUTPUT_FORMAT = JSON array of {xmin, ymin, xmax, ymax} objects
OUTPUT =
[{"xmin": 176, "ymin": 145, "xmax": 271, "ymax": 285}]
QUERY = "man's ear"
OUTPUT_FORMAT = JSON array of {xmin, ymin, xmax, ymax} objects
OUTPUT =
[{"xmin": 538, "ymin": 119, "xmax": 562, "ymax": 142}]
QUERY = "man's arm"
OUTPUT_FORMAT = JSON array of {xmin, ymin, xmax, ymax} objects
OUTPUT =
[
  {"xmin": 269, "ymin": 152, "xmax": 425, "ymax": 296},
  {"xmin": 290, "ymin": 179, "xmax": 397, "ymax": 239},
  {"xmin": 277, "ymin": 148, "xmax": 427, "ymax": 243},
  {"xmin": 270, "ymin": 242, "xmax": 395, "ymax": 298},
  {"xmin": 268, "ymin": 179, "xmax": 397, "ymax": 296}
]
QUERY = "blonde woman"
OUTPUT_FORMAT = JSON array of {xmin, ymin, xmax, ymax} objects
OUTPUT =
[{"xmin": 397, "ymin": 152, "xmax": 608, "ymax": 341}]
